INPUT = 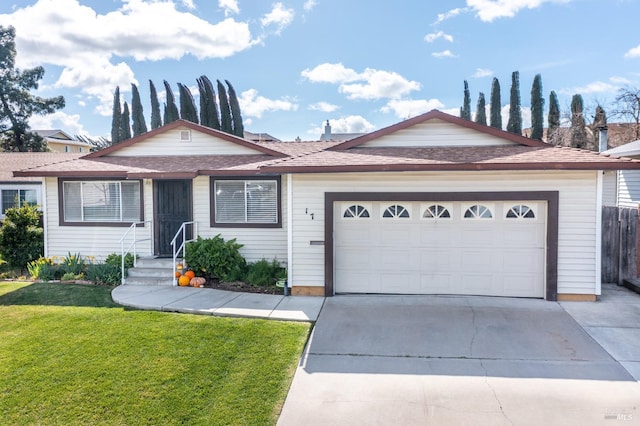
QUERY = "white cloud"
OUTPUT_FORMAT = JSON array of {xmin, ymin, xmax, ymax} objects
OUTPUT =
[
  {"xmin": 309, "ymin": 102, "xmax": 339, "ymax": 112},
  {"xmin": 238, "ymin": 89, "xmax": 298, "ymax": 119},
  {"xmin": 625, "ymin": 44, "xmax": 640, "ymax": 59},
  {"xmin": 560, "ymin": 81, "xmax": 619, "ymax": 95},
  {"xmin": 304, "ymin": 0, "xmax": 317, "ymax": 11},
  {"xmin": 466, "ymin": 0, "xmax": 572, "ymax": 23},
  {"xmin": 424, "ymin": 31, "xmax": 453, "ymax": 43},
  {"xmin": 181, "ymin": 0, "xmax": 196, "ymax": 10},
  {"xmin": 301, "ymin": 63, "xmax": 361, "ymax": 83},
  {"xmin": 472, "ymin": 68, "xmax": 493, "ymax": 78},
  {"xmin": 309, "ymin": 115, "xmax": 376, "ymax": 136},
  {"xmin": 610, "ymin": 76, "xmax": 634, "ymax": 85},
  {"xmin": 261, "ymin": 2, "xmax": 295, "ymax": 34},
  {"xmin": 28, "ymin": 111, "xmax": 94, "ymax": 138},
  {"xmin": 380, "ymin": 99, "xmax": 445, "ymax": 118},
  {"xmin": 432, "ymin": 50, "xmax": 457, "ymax": 59},
  {"xmin": 219, "ymin": 0, "xmax": 239, "ymax": 16},
  {"xmin": 433, "ymin": 7, "xmax": 468, "ymax": 25}
]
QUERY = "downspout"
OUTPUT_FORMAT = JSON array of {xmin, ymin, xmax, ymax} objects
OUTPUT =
[
  {"xmin": 286, "ymin": 173, "xmax": 292, "ymax": 296},
  {"xmin": 596, "ymin": 170, "xmax": 603, "ymax": 296},
  {"xmin": 42, "ymin": 177, "xmax": 48, "ymax": 258}
]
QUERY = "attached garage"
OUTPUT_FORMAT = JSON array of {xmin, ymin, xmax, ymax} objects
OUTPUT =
[{"xmin": 325, "ymin": 192, "xmax": 558, "ymax": 300}]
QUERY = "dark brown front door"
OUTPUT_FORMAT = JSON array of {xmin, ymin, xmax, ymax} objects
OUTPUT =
[{"xmin": 154, "ymin": 180, "xmax": 192, "ymax": 256}]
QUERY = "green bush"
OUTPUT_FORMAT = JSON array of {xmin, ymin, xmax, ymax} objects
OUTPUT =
[
  {"xmin": 0, "ymin": 203, "xmax": 43, "ymax": 272},
  {"xmin": 85, "ymin": 263, "xmax": 121, "ymax": 286},
  {"xmin": 244, "ymin": 259, "xmax": 286, "ymax": 287},
  {"xmin": 61, "ymin": 252, "xmax": 85, "ymax": 275},
  {"xmin": 27, "ymin": 257, "xmax": 61, "ymax": 281},
  {"xmin": 185, "ymin": 235, "xmax": 246, "ymax": 282},
  {"xmin": 104, "ymin": 253, "xmax": 136, "ymax": 278}
]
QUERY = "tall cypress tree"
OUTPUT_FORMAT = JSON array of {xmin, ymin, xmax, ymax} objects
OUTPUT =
[
  {"xmin": 490, "ymin": 77, "xmax": 502, "ymax": 130},
  {"xmin": 548, "ymin": 90, "xmax": 560, "ymax": 145},
  {"xmin": 111, "ymin": 86, "xmax": 121, "ymax": 144},
  {"xmin": 120, "ymin": 101, "xmax": 132, "ymax": 141},
  {"xmin": 177, "ymin": 82, "xmax": 198, "ymax": 124},
  {"xmin": 530, "ymin": 74, "xmax": 544, "ymax": 141},
  {"xmin": 149, "ymin": 80, "xmax": 162, "ymax": 129},
  {"xmin": 507, "ymin": 71, "xmax": 522, "ymax": 135},
  {"xmin": 460, "ymin": 80, "xmax": 471, "ymax": 120},
  {"xmin": 163, "ymin": 80, "xmax": 179, "ymax": 124},
  {"xmin": 130, "ymin": 83, "xmax": 147, "ymax": 136},
  {"xmin": 198, "ymin": 76, "xmax": 220, "ymax": 130},
  {"xmin": 226, "ymin": 80, "xmax": 244, "ymax": 137},
  {"xmin": 475, "ymin": 92, "xmax": 487, "ymax": 126},
  {"xmin": 570, "ymin": 94, "xmax": 589, "ymax": 149},
  {"xmin": 217, "ymin": 79, "xmax": 233, "ymax": 134}
]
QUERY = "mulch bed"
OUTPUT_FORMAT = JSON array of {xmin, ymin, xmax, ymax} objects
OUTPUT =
[{"xmin": 205, "ymin": 279, "xmax": 284, "ymax": 295}]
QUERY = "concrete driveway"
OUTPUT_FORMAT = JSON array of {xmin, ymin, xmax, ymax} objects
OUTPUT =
[{"xmin": 278, "ymin": 287, "xmax": 640, "ymax": 425}]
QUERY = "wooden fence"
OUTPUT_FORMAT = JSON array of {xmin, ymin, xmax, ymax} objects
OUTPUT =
[{"xmin": 602, "ymin": 206, "xmax": 639, "ymax": 284}]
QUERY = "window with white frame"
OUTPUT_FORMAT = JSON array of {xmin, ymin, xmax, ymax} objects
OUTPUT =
[
  {"xmin": 1, "ymin": 189, "xmax": 38, "ymax": 213},
  {"xmin": 62, "ymin": 180, "xmax": 141, "ymax": 223},
  {"xmin": 213, "ymin": 178, "xmax": 279, "ymax": 226}
]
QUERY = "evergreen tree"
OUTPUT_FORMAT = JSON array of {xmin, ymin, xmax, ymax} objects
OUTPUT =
[
  {"xmin": 570, "ymin": 94, "xmax": 590, "ymax": 149},
  {"xmin": 178, "ymin": 83, "xmax": 198, "ymax": 124},
  {"xmin": 130, "ymin": 83, "xmax": 147, "ymax": 137},
  {"xmin": 149, "ymin": 80, "xmax": 162, "ymax": 129},
  {"xmin": 226, "ymin": 80, "xmax": 244, "ymax": 137},
  {"xmin": 461, "ymin": 80, "xmax": 471, "ymax": 120},
  {"xmin": 0, "ymin": 25, "xmax": 64, "ymax": 152},
  {"xmin": 111, "ymin": 86, "xmax": 121, "ymax": 144},
  {"xmin": 507, "ymin": 71, "xmax": 522, "ymax": 135},
  {"xmin": 197, "ymin": 76, "xmax": 220, "ymax": 130},
  {"xmin": 163, "ymin": 80, "xmax": 180, "ymax": 124},
  {"xmin": 490, "ymin": 77, "xmax": 502, "ymax": 130},
  {"xmin": 475, "ymin": 92, "xmax": 487, "ymax": 125},
  {"xmin": 120, "ymin": 101, "xmax": 132, "ymax": 141},
  {"xmin": 548, "ymin": 90, "xmax": 560, "ymax": 145},
  {"xmin": 217, "ymin": 79, "xmax": 233, "ymax": 134},
  {"xmin": 530, "ymin": 74, "xmax": 544, "ymax": 140}
]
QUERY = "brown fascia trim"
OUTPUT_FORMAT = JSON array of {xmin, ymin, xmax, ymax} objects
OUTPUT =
[
  {"xmin": 324, "ymin": 191, "xmax": 559, "ymax": 301},
  {"xmin": 127, "ymin": 172, "xmax": 198, "ymax": 179},
  {"xmin": 329, "ymin": 110, "xmax": 550, "ymax": 151},
  {"xmin": 13, "ymin": 170, "xmax": 128, "ymax": 178},
  {"xmin": 262, "ymin": 161, "xmax": 640, "ymax": 174},
  {"xmin": 84, "ymin": 120, "xmax": 285, "ymax": 158}
]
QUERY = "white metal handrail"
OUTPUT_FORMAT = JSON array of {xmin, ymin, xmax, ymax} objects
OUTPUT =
[
  {"xmin": 171, "ymin": 221, "xmax": 197, "ymax": 286},
  {"xmin": 119, "ymin": 221, "xmax": 153, "ymax": 285}
]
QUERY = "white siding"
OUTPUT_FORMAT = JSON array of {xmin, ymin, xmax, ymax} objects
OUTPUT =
[
  {"xmin": 109, "ymin": 126, "xmax": 263, "ymax": 156},
  {"xmin": 602, "ymin": 171, "xmax": 618, "ymax": 206},
  {"xmin": 361, "ymin": 119, "xmax": 516, "ymax": 148},
  {"xmin": 290, "ymin": 171, "xmax": 600, "ymax": 296},
  {"xmin": 618, "ymin": 169, "xmax": 640, "ymax": 208}
]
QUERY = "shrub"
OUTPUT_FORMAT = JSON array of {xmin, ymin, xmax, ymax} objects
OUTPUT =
[
  {"xmin": 104, "ymin": 253, "xmax": 136, "ymax": 278},
  {"xmin": 61, "ymin": 252, "xmax": 86, "ymax": 275},
  {"xmin": 244, "ymin": 259, "xmax": 286, "ymax": 287},
  {"xmin": 61, "ymin": 272, "xmax": 84, "ymax": 281},
  {"xmin": 0, "ymin": 203, "xmax": 43, "ymax": 272},
  {"xmin": 185, "ymin": 235, "xmax": 246, "ymax": 282},
  {"xmin": 85, "ymin": 263, "xmax": 121, "ymax": 286},
  {"xmin": 27, "ymin": 257, "xmax": 62, "ymax": 281}
]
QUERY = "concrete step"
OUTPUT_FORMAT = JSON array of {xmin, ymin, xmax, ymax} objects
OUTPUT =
[
  {"xmin": 127, "ymin": 267, "xmax": 174, "ymax": 278},
  {"xmin": 136, "ymin": 257, "xmax": 176, "ymax": 268},
  {"xmin": 124, "ymin": 257, "xmax": 180, "ymax": 286},
  {"xmin": 124, "ymin": 276, "xmax": 174, "ymax": 286}
]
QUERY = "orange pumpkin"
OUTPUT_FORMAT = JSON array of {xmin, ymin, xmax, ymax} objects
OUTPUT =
[
  {"xmin": 175, "ymin": 271, "xmax": 182, "ymax": 278},
  {"xmin": 190, "ymin": 277, "xmax": 206, "ymax": 287},
  {"xmin": 184, "ymin": 270, "xmax": 195, "ymax": 279},
  {"xmin": 178, "ymin": 275, "xmax": 191, "ymax": 286}
]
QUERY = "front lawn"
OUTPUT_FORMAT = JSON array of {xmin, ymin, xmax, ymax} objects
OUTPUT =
[{"xmin": 0, "ymin": 282, "xmax": 310, "ymax": 425}]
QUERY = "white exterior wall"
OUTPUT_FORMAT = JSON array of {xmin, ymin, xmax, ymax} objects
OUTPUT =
[
  {"xmin": 290, "ymin": 170, "xmax": 600, "ymax": 296},
  {"xmin": 618, "ymin": 169, "xmax": 640, "ymax": 208},
  {"xmin": 361, "ymin": 119, "xmax": 515, "ymax": 148},
  {"xmin": 601, "ymin": 171, "xmax": 618, "ymax": 206}
]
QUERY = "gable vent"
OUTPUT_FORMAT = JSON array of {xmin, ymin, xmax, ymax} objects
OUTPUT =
[{"xmin": 179, "ymin": 130, "xmax": 191, "ymax": 142}]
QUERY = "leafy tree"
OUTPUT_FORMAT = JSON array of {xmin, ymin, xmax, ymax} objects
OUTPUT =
[
  {"xmin": 611, "ymin": 86, "xmax": 640, "ymax": 141},
  {"xmin": 475, "ymin": 92, "xmax": 487, "ymax": 125},
  {"xmin": 163, "ymin": 80, "xmax": 179, "ymax": 124},
  {"xmin": 0, "ymin": 25, "xmax": 64, "ymax": 151},
  {"xmin": 460, "ymin": 80, "xmax": 471, "ymax": 120},
  {"xmin": 507, "ymin": 71, "xmax": 522, "ymax": 135},
  {"xmin": 226, "ymin": 80, "xmax": 244, "ymax": 137},
  {"xmin": 570, "ymin": 94, "xmax": 590, "ymax": 149},
  {"xmin": 548, "ymin": 90, "xmax": 560, "ymax": 145},
  {"xmin": 197, "ymin": 75, "xmax": 220, "ymax": 130},
  {"xmin": 131, "ymin": 83, "xmax": 147, "ymax": 136},
  {"xmin": 0, "ymin": 202, "xmax": 43, "ymax": 273},
  {"xmin": 489, "ymin": 77, "xmax": 502, "ymax": 130},
  {"xmin": 111, "ymin": 86, "xmax": 122, "ymax": 143},
  {"xmin": 530, "ymin": 74, "xmax": 544, "ymax": 140},
  {"xmin": 149, "ymin": 80, "xmax": 162, "ymax": 130},
  {"xmin": 177, "ymin": 83, "xmax": 198, "ymax": 124},
  {"xmin": 217, "ymin": 80, "xmax": 233, "ymax": 134},
  {"xmin": 120, "ymin": 101, "xmax": 131, "ymax": 141}
]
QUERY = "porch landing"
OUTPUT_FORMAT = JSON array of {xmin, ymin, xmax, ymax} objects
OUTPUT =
[{"xmin": 111, "ymin": 285, "xmax": 325, "ymax": 322}]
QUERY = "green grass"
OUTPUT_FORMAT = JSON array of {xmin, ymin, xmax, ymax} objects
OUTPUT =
[{"xmin": 0, "ymin": 282, "xmax": 311, "ymax": 425}]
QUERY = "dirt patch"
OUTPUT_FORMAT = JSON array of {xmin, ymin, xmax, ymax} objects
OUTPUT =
[{"xmin": 206, "ymin": 279, "xmax": 284, "ymax": 295}]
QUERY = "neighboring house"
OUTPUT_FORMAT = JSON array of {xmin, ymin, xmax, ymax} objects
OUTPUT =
[
  {"xmin": 33, "ymin": 130, "xmax": 93, "ymax": 153},
  {"xmin": 0, "ymin": 152, "xmax": 84, "ymax": 219},
  {"xmin": 319, "ymin": 120, "xmax": 366, "ymax": 141},
  {"xmin": 602, "ymin": 140, "xmax": 640, "ymax": 208},
  {"xmin": 14, "ymin": 110, "xmax": 640, "ymax": 301}
]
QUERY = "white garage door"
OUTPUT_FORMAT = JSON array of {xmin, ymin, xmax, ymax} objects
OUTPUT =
[{"xmin": 334, "ymin": 200, "xmax": 546, "ymax": 298}]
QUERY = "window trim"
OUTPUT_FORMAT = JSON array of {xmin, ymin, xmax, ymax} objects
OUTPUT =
[
  {"xmin": 58, "ymin": 178, "xmax": 145, "ymax": 227},
  {"xmin": 381, "ymin": 203, "xmax": 410, "ymax": 219},
  {"xmin": 210, "ymin": 176, "xmax": 282, "ymax": 228},
  {"xmin": 342, "ymin": 203, "xmax": 372, "ymax": 220}
]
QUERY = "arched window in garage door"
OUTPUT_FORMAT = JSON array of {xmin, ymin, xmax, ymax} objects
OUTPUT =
[
  {"xmin": 343, "ymin": 204, "xmax": 370, "ymax": 219},
  {"xmin": 506, "ymin": 204, "xmax": 535, "ymax": 219},
  {"xmin": 464, "ymin": 204, "xmax": 493, "ymax": 219},
  {"xmin": 423, "ymin": 204, "xmax": 451, "ymax": 219},
  {"xmin": 382, "ymin": 204, "xmax": 410, "ymax": 218}
]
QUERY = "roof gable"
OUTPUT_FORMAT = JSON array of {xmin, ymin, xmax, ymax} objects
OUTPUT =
[
  {"xmin": 329, "ymin": 110, "xmax": 549, "ymax": 151},
  {"xmin": 85, "ymin": 120, "xmax": 284, "ymax": 158}
]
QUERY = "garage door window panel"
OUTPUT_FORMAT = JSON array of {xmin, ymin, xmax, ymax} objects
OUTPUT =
[
  {"xmin": 463, "ymin": 204, "xmax": 493, "ymax": 219},
  {"xmin": 343, "ymin": 204, "xmax": 371, "ymax": 219},
  {"xmin": 382, "ymin": 204, "xmax": 410, "ymax": 219},
  {"xmin": 422, "ymin": 204, "xmax": 452, "ymax": 219},
  {"xmin": 506, "ymin": 204, "xmax": 536, "ymax": 219}
]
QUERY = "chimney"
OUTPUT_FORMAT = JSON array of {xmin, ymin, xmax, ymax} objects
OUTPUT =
[
  {"xmin": 323, "ymin": 120, "xmax": 331, "ymax": 140},
  {"xmin": 598, "ymin": 125, "xmax": 608, "ymax": 153}
]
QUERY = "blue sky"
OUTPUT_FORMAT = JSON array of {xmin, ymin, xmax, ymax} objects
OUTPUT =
[{"xmin": 1, "ymin": 0, "xmax": 639, "ymax": 141}]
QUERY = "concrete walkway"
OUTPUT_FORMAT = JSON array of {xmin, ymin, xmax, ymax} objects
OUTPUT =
[{"xmin": 111, "ymin": 285, "xmax": 325, "ymax": 322}]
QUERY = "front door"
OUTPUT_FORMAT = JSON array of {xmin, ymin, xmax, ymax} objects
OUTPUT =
[{"xmin": 154, "ymin": 180, "xmax": 192, "ymax": 256}]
